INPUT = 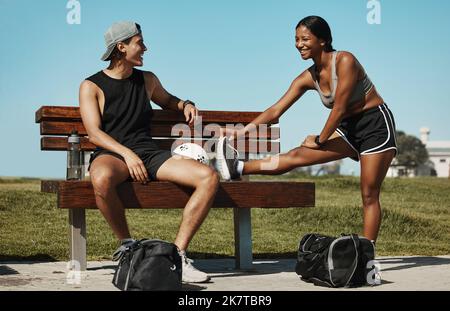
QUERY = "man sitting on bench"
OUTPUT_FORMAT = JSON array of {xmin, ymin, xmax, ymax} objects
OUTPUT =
[{"xmin": 79, "ymin": 21, "xmax": 219, "ymax": 283}]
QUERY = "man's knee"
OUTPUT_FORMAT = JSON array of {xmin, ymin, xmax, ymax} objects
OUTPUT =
[
  {"xmin": 196, "ymin": 167, "xmax": 220, "ymax": 189},
  {"xmin": 90, "ymin": 169, "xmax": 117, "ymax": 198}
]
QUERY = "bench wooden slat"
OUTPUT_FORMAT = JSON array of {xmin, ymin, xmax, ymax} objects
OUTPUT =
[
  {"xmin": 40, "ymin": 137, "xmax": 280, "ymax": 154},
  {"xmin": 41, "ymin": 180, "xmax": 315, "ymax": 209},
  {"xmin": 39, "ymin": 121, "xmax": 280, "ymax": 140},
  {"xmin": 36, "ymin": 106, "xmax": 80, "ymax": 122},
  {"xmin": 36, "ymin": 106, "xmax": 279, "ymax": 124}
]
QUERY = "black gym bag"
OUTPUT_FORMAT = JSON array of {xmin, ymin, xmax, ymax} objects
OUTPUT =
[
  {"xmin": 112, "ymin": 239, "xmax": 182, "ymax": 291},
  {"xmin": 295, "ymin": 233, "xmax": 376, "ymax": 288}
]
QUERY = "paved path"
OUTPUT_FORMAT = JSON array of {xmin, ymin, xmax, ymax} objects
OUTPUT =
[{"xmin": 1, "ymin": 256, "xmax": 449, "ymax": 291}]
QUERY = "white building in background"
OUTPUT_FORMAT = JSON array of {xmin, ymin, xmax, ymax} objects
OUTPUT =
[
  {"xmin": 421, "ymin": 128, "xmax": 450, "ymax": 178},
  {"xmin": 387, "ymin": 127, "xmax": 450, "ymax": 178}
]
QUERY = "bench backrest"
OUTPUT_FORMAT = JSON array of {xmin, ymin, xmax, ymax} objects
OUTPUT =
[{"xmin": 36, "ymin": 106, "xmax": 280, "ymax": 160}]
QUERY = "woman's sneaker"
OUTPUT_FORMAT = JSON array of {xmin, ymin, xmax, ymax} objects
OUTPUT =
[
  {"xmin": 215, "ymin": 136, "xmax": 241, "ymax": 181},
  {"xmin": 179, "ymin": 251, "xmax": 210, "ymax": 283}
]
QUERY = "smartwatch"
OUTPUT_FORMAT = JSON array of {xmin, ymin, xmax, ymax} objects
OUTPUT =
[
  {"xmin": 183, "ymin": 100, "xmax": 195, "ymax": 109},
  {"xmin": 315, "ymin": 135, "xmax": 325, "ymax": 148}
]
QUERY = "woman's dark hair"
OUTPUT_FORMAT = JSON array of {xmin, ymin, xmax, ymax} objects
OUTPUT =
[
  {"xmin": 296, "ymin": 16, "xmax": 335, "ymax": 52},
  {"xmin": 107, "ymin": 23, "xmax": 142, "ymax": 61}
]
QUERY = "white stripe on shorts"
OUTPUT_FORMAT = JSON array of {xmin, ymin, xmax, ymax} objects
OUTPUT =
[
  {"xmin": 335, "ymin": 127, "xmax": 360, "ymax": 160},
  {"xmin": 360, "ymin": 105, "xmax": 391, "ymax": 155}
]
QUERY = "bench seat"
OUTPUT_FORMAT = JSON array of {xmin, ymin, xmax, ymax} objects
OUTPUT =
[{"xmin": 41, "ymin": 180, "xmax": 314, "ymax": 209}]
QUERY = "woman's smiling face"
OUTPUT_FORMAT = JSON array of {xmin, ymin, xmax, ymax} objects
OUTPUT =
[{"xmin": 295, "ymin": 25, "xmax": 325, "ymax": 60}]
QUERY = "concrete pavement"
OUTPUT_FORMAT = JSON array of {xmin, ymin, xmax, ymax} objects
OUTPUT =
[{"xmin": 1, "ymin": 256, "xmax": 450, "ymax": 291}]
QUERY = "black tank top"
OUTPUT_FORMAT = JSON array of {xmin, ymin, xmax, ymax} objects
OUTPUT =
[{"xmin": 86, "ymin": 68, "xmax": 154, "ymax": 152}]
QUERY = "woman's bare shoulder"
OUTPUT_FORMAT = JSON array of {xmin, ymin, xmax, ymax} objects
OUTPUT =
[
  {"xmin": 336, "ymin": 50, "xmax": 358, "ymax": 63},
  {"xmin": 335, "ymin": 50, "xmax": 363, "ymax": 74}
]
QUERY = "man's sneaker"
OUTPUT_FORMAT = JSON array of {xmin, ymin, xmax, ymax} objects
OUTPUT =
[
  {"xmin": 215, "ymin": 136, "xmax": 241, "ymax": 181},
  {"xmin": 179, "ymin": 251, "xmax": 210, "ymax": 283}
]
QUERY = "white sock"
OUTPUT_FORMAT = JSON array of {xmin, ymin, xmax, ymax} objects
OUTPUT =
[{"xmin": 236, "ymin": 161, "xmax": 244, "ymax": 176}]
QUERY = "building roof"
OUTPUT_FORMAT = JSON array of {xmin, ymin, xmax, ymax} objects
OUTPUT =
[
  {"xmin": 426, "ymin": 141, "xmax": 450, "ymax": 148},
  {"xmin": 426, "ymin": 141, "xmax": 450, "ymax": 154}
]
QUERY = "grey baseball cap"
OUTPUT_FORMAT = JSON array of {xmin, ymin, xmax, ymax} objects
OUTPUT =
[{"xmin": 101, "ymin": 21, "xmax": 141, "ymax": 61}]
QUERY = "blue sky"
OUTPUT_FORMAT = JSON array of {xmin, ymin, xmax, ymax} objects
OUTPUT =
[{"xmin": 1, "ymin": 0, "xmax": 450, "ymax": 178}]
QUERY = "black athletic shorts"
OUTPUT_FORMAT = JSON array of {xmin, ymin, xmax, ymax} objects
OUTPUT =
[
  {"xmin": 336, "ymin": 103, "xmax": 398, "ymax": 162},
  {"xmin": 88, "ymin": 141, "xmax": 172, "ymax": 181}
]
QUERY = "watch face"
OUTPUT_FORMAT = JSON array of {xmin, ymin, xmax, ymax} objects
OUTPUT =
[{"xmin": 315, "ymin": 136, "xmax": 322, "ymax": 146}]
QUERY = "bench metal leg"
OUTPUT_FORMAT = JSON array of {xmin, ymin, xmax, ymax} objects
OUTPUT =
[
  {"xmin": 233, "ymin": 207, "xmax": 253, "ymax": 270},
  {"xmin": 69, "ymin": 209, "xmax": 87, "ymax": 271}
]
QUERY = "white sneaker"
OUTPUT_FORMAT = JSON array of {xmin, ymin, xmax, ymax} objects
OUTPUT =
[
  {"xmin": 179, "ymin": 251, "xmax": 210, "ymax": 283},
  {"xmin": 215, "ymin": 136, "xmax": 241, "ymax": 181}
]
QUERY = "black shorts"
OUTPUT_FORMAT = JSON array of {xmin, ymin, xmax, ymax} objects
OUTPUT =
[
  {"xmin": 88, "ymin": 142, "xmax": 172, "ymax": 181},
  {"xmin": 336, "ymin": 103, "xmax": 398, "ymax": 162}
]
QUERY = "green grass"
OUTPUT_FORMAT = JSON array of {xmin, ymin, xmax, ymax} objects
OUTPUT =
[{"xmin": 0, "ymin": 175, "xmax": 449, "ymax": 261}]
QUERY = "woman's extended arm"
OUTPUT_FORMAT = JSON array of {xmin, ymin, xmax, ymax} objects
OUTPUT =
[{"xmin": 225, "ymin": 69, "xmax": 313, "ymax": 138}]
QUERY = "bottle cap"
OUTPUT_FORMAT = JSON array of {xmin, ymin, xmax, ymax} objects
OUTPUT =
[{"xmin": 68, "ymin": 130, "xmax": 80, "ymax": 143}]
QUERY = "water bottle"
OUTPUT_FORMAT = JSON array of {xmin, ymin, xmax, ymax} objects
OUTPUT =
[{"xmin": 67, "ymin": 130, "xmax": 82, "ymax": 180}]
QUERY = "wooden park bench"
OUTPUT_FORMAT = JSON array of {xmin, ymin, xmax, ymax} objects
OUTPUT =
[{"xmin": 36, "ymin": 106, "xmax": 315, "ymax": 271}]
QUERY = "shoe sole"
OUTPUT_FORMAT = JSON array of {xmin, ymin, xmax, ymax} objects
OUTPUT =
[
  {"xmin": 182, "ymin": 276, "xmax": 211, "ymax": 284},
  {"xmin": 217, "ymin": 137, "xmax": 231, "ymax": 180}
]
